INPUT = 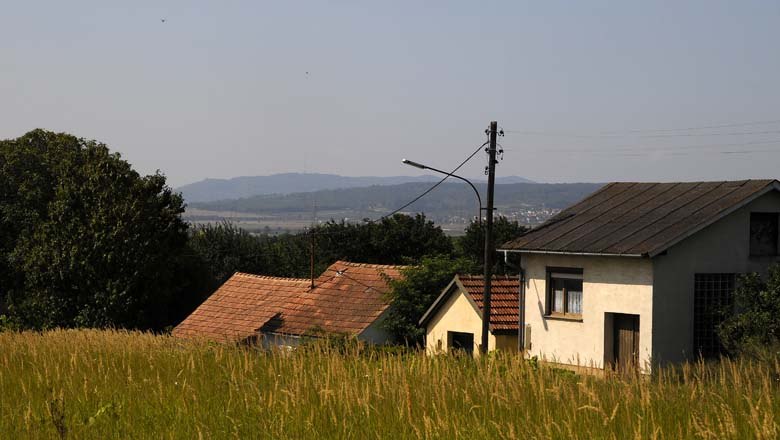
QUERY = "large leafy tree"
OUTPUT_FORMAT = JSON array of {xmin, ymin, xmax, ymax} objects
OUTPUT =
[
  {"xmin": 383, "ymin": 255, "xmax": 478, "ymax": 344},
  {"xmin": 457, "ymin": 216, "xmax": 528, "ymax": 272},
  {"xmin": 0, "ymin": 129, "xmax": 190, "ymax": 329}
]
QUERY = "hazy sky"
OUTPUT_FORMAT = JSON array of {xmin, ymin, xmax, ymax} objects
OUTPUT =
[{"xmin": 2, "ymin": 1, "xmax": 779, "ymax": 187}]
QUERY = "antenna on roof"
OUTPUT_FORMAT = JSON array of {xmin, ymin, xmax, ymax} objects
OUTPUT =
[{"xmin": 309, "ymin": 198, "xmax": 318, "ymax": 290}]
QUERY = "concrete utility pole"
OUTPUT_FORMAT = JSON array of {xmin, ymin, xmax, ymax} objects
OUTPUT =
[{"xmin": 480, "ymin": 121, "xmax": 498, "ymax": 355}]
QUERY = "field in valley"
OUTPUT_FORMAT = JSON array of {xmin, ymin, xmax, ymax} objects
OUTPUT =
[{"xmin": 1, "ymin": 330, "xmax": 779, "ymax": 439}]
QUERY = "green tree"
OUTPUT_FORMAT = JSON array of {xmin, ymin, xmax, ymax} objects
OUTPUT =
[
  {"xmin": 719, "ymin": 264, "xmax": 780, "ymax": 354},
  {"xmin": 0, "ymin": 129, "xmax": 190, "ymax": 329},
  {"xmin": 312, "ymin": 214, "xmax": 454, "ymax": 265},
  {"xmin": 383, "ymin": 255, "xmax": 478, "ymax": 344},
  {"xmin": 457, "ymin": 216, "xmax": 528, "ymax": 273}
]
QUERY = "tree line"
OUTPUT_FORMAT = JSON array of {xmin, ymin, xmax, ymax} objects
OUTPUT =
[{"xmin": 0, "ymin": 130, "xmax": 526, "ymax": 342}]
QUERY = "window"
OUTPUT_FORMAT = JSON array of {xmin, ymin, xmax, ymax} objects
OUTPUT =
[
  {"xmin": 447, "ymin": 331, "xmax": 474, "ymax": 355},
  {"xmin": 750, "ymin": 212, "xmax": 779, "ymax": 256},
  {"xmin": 694, "ymin": 273, "xmax": 736, "ymax": 358},
  {"xmin": 547, "ymin": 268, "xmax": 583, "ymax": 318}
]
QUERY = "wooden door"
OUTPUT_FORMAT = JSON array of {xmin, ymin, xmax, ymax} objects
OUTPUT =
[{"xmin": 613, "ymin": 314, "xmax": 639, "ymax": 371}]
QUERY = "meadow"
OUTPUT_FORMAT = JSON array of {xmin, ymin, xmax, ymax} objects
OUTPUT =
[{"xmin": 0, "ymin": 330, "xmax": 778, "ymax": 439}]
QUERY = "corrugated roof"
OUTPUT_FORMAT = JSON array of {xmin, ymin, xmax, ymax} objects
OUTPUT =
[
  {"xmin": 419, "ymin": 274, "xmax": 520, "ymax": 333},
  {"xmin": 172, "ymin": 261, "xmax": 405, "ymax": 343},
  {"xmin": 501, "ymin": 180, "xmax": 779, "ymax": 257}
]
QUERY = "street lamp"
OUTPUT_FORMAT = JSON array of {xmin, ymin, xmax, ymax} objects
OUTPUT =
[{"xmin": 402, "ymin": 159, "xmax": 482, "ymax": 224}]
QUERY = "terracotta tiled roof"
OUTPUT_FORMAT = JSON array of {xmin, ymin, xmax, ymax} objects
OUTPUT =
[
  {"xmin": 268, "ymin": 261, "xmax": 405, "ymax": 336},
  {"xmin": 458, "ymin": 275, "xmax": 520, "ymax": 332},
  {"xmin": 172, "ymin": 261, "xmax": 405, "ymax": 342},
  {"xmin": 418, "ymin": 274, "xmax": 520, "ymax": 333},
  {"xmin": 501, "ymin": 180, "xmax": 780, "ymax": 257},
  {"xmin": 171, "ymin": 273, "xmax": 310, "ymax": 342}
]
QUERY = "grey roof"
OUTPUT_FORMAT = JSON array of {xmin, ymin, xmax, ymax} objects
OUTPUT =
[{"xmin": 500, "ymin": 180, "xmax": 780, "ymax": 257}]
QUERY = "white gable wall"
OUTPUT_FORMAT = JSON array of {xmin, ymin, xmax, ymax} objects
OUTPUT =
[
  {"xmin": 521, "ymin": 254, "xmax": 654, "ymax": 371},
  {"xmin": 424, "ymin": 287, "xmax": 497, "ymax": 355},
  {"xmin": 652, "ymin": 190, "xmax": 780, "ymax": 364}
]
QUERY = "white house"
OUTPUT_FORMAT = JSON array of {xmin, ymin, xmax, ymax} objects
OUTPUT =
[{"xmin": 499, "ymin": 180, "xmax": 780, "ymax": 372}]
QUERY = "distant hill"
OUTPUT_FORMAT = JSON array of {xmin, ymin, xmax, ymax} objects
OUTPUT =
[
  {"xmin": 177, "ymin": 173, "xmax": 535, "ymax": 203},
  {"xmin": 187, "ymin": 181, "xmax": 601, "ymax": 225}
]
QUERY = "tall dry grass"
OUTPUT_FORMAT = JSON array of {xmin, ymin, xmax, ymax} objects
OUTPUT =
[{"xmin": 0, "ymin": 329, "xmax": 778, "ymax": 439}]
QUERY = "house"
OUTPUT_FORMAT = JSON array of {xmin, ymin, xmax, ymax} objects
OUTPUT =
[
  {"xmin": 172, "ymin": 261, "xmax": 405, "ymax": 346},
  {"xmin": 419, "ymin": 275, "xmax": 520, "ymax": 356},
  {"xmin": 500, "ymin": 180, "xmax": 780, "ymax": 372}
]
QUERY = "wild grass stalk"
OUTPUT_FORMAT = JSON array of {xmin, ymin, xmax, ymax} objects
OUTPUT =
[{"xmin": 0, "ymin": 329, "xmax": 778, "ymax": 439}]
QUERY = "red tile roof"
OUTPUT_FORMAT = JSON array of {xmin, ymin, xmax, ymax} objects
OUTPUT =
[
  {"xmin": 172, "ymin": 261, "xmax": 405, "ymax": 342},
  {"xmin": 171, "ymin": 273, "xmax": 310, "ymax": 342},
  {"xmin": 419, "ymin": 274, "xmax": 520, "ymax": 333},
  {"xmin": 458, "ymin": 275, "xmax": 520, "ymax": 332}
]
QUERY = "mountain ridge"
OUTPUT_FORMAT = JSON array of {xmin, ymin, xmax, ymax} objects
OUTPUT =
[{"xmin": 178, "ymin": 172, "xmax": 535, "ymax": 203}]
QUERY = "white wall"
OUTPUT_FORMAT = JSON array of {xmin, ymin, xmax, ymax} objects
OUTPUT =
[
  {"xmin": 425, "ymin": 287, "xmax": 497, "ymax": 356},
  {"xmin": 359, "ymin": 308, "xmax": 394, "ymax": 345},
  {"xmin": 652, "ymin": 190, "xmax": 780, "ymax": 364},
  {"xmin": 521, "ymin": 254, "xmax": 654, "ymax": 371}
]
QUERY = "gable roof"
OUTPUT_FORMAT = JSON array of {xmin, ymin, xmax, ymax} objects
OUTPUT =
[
  {"xmin": 500, "ymin": 180, "xmax": 780, "ymax": 257},
  {"xmin": 171, "ymin": 273, "xmax": 310, "ymax": 342},
  {"xmin": 172, "ymin": 261, "xmax": 405, "ymax": 343},
  {"xmin": 419, "ymin": 274, "xmax": 520, "ymax": 333}
]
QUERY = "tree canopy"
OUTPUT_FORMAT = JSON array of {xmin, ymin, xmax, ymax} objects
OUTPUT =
[{"xmin": 0, "ymin": 130, "xmax": 190, "ymax": 329}]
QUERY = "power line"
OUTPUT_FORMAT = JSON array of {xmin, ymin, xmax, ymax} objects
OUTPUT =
[
  {"xmin": 373, "ymin": 139, "xmax": 489, "ymax": 221},
  {"xmin": 502, "ymin": 117, "xmax": 780, "ymax": 135},
  {"xmin": 502, "ymin": 139, "xmax": 780, "ymax": 155},
  {"xmin": 503, "ymin": 128, "xmax": 780, "ymax": 139}
]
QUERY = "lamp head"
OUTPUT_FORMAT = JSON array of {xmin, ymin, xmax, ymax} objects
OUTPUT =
[{"xmin": 401, "ymin": 159, "xmax": 427, "ymax": 170}]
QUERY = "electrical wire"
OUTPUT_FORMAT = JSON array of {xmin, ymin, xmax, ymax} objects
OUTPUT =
[
  {"xmin": 372, "ymin": 140, "xmax": 490, "ymax": 221},
  {"xmin": 502, "ymin": 117, "xmax": 780, "ymax": 138},
  {"xmin": 501, "ymin": 139, "xmax": 780, "ymax": 155}
]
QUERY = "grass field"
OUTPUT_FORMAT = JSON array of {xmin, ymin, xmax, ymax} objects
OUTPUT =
[{"xmin": 1, "ymin": 330, "xmax": 779, "ymax": 439}]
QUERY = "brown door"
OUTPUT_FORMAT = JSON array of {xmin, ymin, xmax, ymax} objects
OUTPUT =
[{"xmin": 613, "ymin": 314, "xmax": 639, "ymax": 371}]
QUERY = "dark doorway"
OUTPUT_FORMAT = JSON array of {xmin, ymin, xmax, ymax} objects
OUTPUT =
[
  {"xmin": 611, "ymin": 314, "xmax": 639, "ymax": 371},
  {"xmin": 447, "ymin": 331, "xmax": 474, "ymax": 355}
]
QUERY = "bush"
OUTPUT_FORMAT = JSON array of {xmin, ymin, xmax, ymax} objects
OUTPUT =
[{"xmin": 719, "ymin": 264, "xmax": 780, "ymax": 354}]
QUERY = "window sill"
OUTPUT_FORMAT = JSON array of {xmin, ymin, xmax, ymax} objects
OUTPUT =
[{"xmin": 544, "ymin": 314, "xmax": 583, "ymax": 322}]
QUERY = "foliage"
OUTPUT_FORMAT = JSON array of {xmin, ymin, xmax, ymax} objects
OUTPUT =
[
  {"xmin": 456, "ymin": 216, "xmax": 528, "ymax": 272},
  {"xmin": 383, "ymin": 255, "xmax": 478, "ymax": 344},
  {"xmin": 2, "ymin": 329, "xmax": 780, "ymax": 439},
  {"xmin": 719, "ymin": 264, "xmax": 780, "ymax": 354},
  {"xmin": 188, "ymin": 221, "xmax": 311, "ymax": 283},
  {"xmin": 311, "ymin": 214, "xmax": 454, "ymax": 265},
  {"xmin": 0, "ymin": 130, "xmax": 190, "ymax": 329}
]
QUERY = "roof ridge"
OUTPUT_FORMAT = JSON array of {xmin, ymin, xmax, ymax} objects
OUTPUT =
[
  {"xmin": 233, "ymin": 272, "xmax": 310, "ymax": 282},
  {"xmin": 331, "ymin": 260, "xmax": 409, "ymax": 269}
]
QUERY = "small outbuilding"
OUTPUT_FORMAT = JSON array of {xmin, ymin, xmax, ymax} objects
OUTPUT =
[{"xmin": 419, "ymin": 275, "xmax": 520, "ymax": 356}]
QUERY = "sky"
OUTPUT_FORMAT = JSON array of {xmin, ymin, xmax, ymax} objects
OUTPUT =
[{"xmin": 1, "ymin": 1, "xmax": 779, "ymax": 187}]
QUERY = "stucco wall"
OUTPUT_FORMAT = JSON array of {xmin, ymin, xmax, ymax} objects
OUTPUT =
[
  {"xmin": 521, "ymin": 254, "xmax": 654, "ymax": 371},
  {"xmin": 425, "ymin": 288, "xmax": 497, "ymax": 356},
  {"xmin": 359, "ymin": 308, "xmax": 393, "ymax": 344},
  {"xmin": 652, "ymin": 190, "xmax": 780, "ymax": 364}
]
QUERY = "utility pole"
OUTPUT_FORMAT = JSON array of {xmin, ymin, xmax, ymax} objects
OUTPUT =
[{"xmin": 481, "ymin": 121, "xmax": 498, "ymax": 355}]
